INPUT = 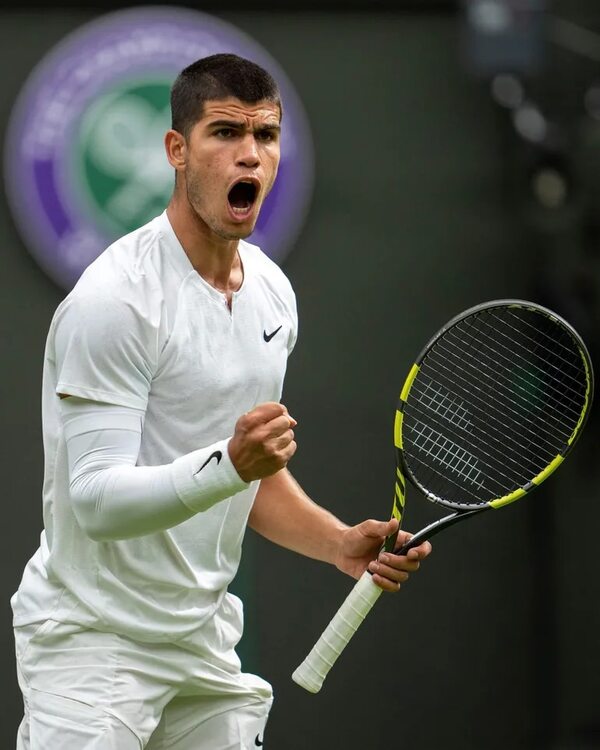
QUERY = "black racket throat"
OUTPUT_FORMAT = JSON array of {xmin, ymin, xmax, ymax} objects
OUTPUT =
[{"xmin": 391, "ymin": 507, "xmax": 484, "ymax": 556}]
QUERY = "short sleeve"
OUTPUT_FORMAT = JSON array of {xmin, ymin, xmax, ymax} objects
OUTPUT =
[{"xmin": 52, "ymin": 290, "xmax": 157, "ymax": 411}]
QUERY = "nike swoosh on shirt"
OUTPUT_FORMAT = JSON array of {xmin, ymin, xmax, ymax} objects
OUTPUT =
[
  {"xmin": 263, "ymin": 325, "xmax": 282, "ymax": 342},
  {"xmin": 255, "ymin": 735, "xmax": 264, "ymax": 747},
  {"xmin": 194, "ymin": 450, "xmax": 222, "ymax": 475}
]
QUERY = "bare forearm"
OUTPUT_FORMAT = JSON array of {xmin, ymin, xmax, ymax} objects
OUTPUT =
[
  {"xmin": 249, "ymin": 469, "xmax": 348, "ymax": 565},
  {"xmin": 249, "ymin": 468, "xmax": 434, "ymax": 590}
]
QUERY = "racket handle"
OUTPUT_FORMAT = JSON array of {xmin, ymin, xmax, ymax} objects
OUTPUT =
[{"xmin": 292, "ymin": 570, "xmax": 383, "ymax": 693}]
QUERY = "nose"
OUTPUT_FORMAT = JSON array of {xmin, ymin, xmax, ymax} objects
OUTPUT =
[{"xmin": 236, "ymin": 133, "xmax": 260, "ymax": 168}]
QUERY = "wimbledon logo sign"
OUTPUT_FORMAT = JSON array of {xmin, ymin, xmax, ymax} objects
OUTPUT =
[{"xmin": 4, "ymin": 6, "xmax": 314, "ymax": 290}]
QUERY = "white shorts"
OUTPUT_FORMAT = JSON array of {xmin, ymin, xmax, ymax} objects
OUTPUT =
[{"xmin": 14, "ymin": 599, "xmax": 273, "ymax": 749}]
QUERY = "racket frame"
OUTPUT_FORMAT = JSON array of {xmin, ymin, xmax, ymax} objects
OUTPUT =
[{"xmin": 386, "ymin": 298, "xmax": 594, "ymax": 555}]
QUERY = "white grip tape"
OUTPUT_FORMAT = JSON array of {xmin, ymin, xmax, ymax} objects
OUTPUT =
[{"xmin": 292, "ymin": 570, "xmax": 383, "ymax": 693}]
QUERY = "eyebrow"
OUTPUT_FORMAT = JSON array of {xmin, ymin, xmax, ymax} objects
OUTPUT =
[{"xmin": 207, "ymin": 119, "xmax": 281, "ymax": 134}]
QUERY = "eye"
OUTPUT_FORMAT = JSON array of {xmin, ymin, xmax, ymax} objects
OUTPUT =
[
  {"xmin": 256, "ymin": 129, "xmax": 278, "ymax": 143},
  {"xmin": 215, "ymin": 128, "xmax": 236, "ymax": 138}
]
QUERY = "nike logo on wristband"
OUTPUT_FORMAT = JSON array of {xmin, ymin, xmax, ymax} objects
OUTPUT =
[
  {"xmin": 194, "ymin": 451, "xmax": 222, "ymax": 475},
  {"xmin": 263, "ymin": 325, "xmax": 282, "ymax": 342},
  {"xmin": 255, "ymin": 735, "xmax": 264, "ymax": 747}
]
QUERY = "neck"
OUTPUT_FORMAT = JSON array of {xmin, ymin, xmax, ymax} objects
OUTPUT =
[{"xmin": 166, "ymin": 197, "xmax": 243, "ymax": 299}]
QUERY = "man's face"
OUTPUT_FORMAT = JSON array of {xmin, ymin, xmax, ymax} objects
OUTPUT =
[{"xmin": 181, "ymin": 97, "xmax": 281, "ymax": 241}]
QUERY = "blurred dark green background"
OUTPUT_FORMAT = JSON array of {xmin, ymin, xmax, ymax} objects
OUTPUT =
[{"xmin": 1, "ymin": 2, "xmax": 599, "ymax": 748}]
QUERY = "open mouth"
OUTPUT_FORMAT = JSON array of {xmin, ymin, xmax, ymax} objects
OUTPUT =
[{"xmin": 228, "ymin": 180, "xmax": 258, "ymax": 215}]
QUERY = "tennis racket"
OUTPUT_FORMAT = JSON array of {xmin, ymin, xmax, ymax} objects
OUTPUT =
[{"xmin": 292, "ymin": 298, "xmax": 594, "ymax": 693}]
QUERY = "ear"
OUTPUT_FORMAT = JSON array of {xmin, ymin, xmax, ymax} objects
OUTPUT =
[{"xmin": 164, "ymin": 129, "xmax": 186, "ymax": 172}]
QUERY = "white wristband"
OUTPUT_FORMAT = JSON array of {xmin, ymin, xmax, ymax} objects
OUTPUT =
[{"xmin": 172, "ymin": 439, "xmax": 250, "ymax": 513}]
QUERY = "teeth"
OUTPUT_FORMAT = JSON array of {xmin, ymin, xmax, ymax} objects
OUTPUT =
[{"xmin": 228, "ymin": 179, "xmax": 256, "ymax": 216}]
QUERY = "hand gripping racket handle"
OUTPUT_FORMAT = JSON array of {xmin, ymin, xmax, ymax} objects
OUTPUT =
[{"xmin": 292, "ymin": 570, "xmax": 383, "ymax": 693}]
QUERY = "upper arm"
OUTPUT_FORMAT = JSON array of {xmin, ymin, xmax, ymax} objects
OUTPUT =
[{"xmin": 52, "ymin": 290, "xmax": 158, "ymax": 410}]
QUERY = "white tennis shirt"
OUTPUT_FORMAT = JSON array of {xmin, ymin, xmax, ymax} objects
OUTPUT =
[{"xmin": 12, "ymin": 210, "xmax": 297, "ymax": 645}]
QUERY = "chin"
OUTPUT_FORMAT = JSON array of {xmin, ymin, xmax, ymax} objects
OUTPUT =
[
  {"xmin": 216, "ymin": 226, "xmax": 254, "ymax": 242},
  {"xmin": 223, "ymin": 218, "xmax": 259, "ymax": 241}
]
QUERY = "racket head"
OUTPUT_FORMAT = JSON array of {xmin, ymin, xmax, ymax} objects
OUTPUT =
[{"xmin": 395, "ymin": 299, "xmax": 594, "ymax": 512}]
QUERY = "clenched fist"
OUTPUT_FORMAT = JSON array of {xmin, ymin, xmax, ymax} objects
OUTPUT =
[{"xmin": 228, "ymin": 402, "xmax": 297, "ymax": 482}]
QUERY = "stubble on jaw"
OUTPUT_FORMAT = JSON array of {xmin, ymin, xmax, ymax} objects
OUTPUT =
[{"xmin": 184, "ymin": 170, "xmax": 267, "ymax": 242}]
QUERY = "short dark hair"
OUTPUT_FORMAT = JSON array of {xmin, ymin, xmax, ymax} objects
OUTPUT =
[{"xmin": 171, "ymin": 53, "xmax": 281, "ymax": 137}]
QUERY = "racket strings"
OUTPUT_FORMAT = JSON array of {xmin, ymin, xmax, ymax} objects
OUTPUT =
[
  {"xmin": 431, "ymin": 318, "xmax": 583, "ymax": 461},
  {"xmin": 407, "ymin": 388, "xmax": 542, "ymax": 503},
  {"xmin": 498, "ymin": 309, "xmax": 588, "ymax": 389},
  {"xmin": 438, "ymin": 318, "xmax": 584, "ymax": 438},
  {"xmin": 475, "ymin": 312, "xmax": 586, "ymax": 412},
  {"xmin": 408, "ymin": 313, "xmax": 506, "ymax": 505},
  {"xmin": 408, "ymin": 381, "xmax": 545, "ymax": 483},
  {"xmin": 498, "ymin": 312, "xmax": 575, "ymax": 467},
  {"xmin": 421, "ymin": 343, "xmax": 570, "ymax": 458},
  {"xmin": 405, "ymin": 319, "xmax": 511, "ymax": 504},
  {"xmin": 449, "ymin": 316, "xmax": 585, "ymax": 421},
  {"xmin": 402, "ymin": 307, "xmax": 589, "ymax": 506},
  {"xmin": 407, "ymin": 419, "xmax": 496, "ymax": 503},
  {"xmin": 491, "ymin": 315, "xmax": 556, "ymax": 475},
  {"xmin": 430, "ymin": 335, "xmax": 576, "ymax": 451}
]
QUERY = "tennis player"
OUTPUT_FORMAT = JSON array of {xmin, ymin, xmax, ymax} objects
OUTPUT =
[{"xmin": 11, "ymin": 53, "xmax": 432, "ymax": 749}]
